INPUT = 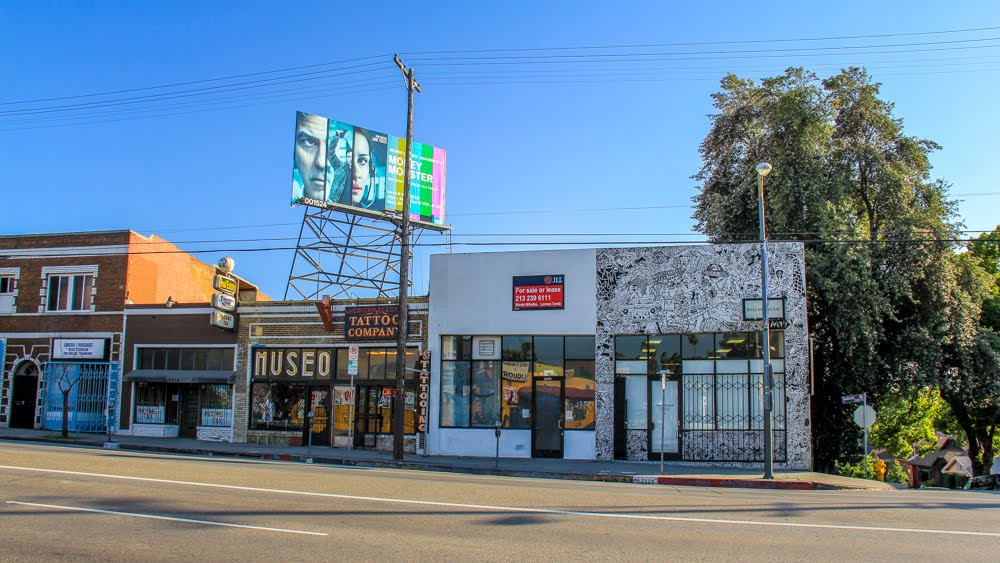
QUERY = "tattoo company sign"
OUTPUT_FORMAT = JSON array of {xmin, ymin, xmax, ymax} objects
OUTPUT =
[
  {"xmin": 417, "ymin": 350, "xmax": 431, "ymax": 433},
  {"xmin": 344, "ymin": 305, "xmax": 399, "ymax": 341},
  {"xmin": 512, "ymin": 274, "xmax": 565, "ymax": 311},
  {"xmin": 52, "ymin": 338, "xmax": 105, "ymax": 359}
]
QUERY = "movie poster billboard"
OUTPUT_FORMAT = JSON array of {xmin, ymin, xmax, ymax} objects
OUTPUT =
[{"xmin": 291, "ymin": 111, "xmax": 446, "ymax": 229}]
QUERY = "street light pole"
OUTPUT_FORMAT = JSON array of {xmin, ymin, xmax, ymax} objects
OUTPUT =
[{"xmin": 756, "ymin": 162, "xmax": 774, "ymax": 480}]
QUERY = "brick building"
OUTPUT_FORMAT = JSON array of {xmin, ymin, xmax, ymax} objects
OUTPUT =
[
  {"xmin": 235, "ymin": 297, "xmax": 429, "ymax": 452},
  {"xmin": 0, "ymin": 230, "xmax": 263, "ymax": 434}
]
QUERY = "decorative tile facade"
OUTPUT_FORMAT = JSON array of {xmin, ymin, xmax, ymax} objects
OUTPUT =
[{"xmin": 593, "ymin": 243, "xmax": 811, "ymax": 469}]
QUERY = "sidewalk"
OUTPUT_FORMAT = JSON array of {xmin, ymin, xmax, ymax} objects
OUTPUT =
[{"xmin": 0, "ymin": 427, "xmax": 897, "ymax": 491}]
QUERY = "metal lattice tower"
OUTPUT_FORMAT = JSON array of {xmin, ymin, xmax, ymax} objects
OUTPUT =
[{"xmin": 284, "ymin": 207, "xmax": 421, "ymax": 300}]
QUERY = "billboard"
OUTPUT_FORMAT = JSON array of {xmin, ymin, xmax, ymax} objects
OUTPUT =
[{"xmin": 291, "ymin": 111, "xmax": 447, "ymax": 229}]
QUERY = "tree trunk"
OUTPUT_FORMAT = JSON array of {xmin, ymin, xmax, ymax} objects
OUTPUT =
[{"xmin": 62, "ymin": 389, "xmax": 70, "ymax": 439}]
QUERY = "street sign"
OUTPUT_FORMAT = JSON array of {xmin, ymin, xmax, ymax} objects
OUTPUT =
[
  {"xmin": 853, "ymin": 405, "xmax": 877, "ymax": 428},
  {"xmin": 348, "ymin": 345, "xmax": 359, "ymax": 376},
  {"xmin": 841, "ymin": 393, "xmax": 865, "ymax": 405}
]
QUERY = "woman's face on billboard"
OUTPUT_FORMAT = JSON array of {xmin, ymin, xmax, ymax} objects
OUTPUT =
[{"xmin": 351, "ymin": 131, "xmax": 372, "ymax": 204}]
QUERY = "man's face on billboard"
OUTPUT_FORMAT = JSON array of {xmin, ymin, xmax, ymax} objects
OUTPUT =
[
  {"xmin": 351, "ymin": 131, "xmax": 372, "ymax": 205},
  {"xmin": 294, "ymin": 114, "xmax": 328, "ymax": 200}
]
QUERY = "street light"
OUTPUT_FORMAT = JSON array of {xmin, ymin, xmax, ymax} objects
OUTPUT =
[{"xmin": 756, "ymin": 162, "xmax": 774, "ymax": 480}]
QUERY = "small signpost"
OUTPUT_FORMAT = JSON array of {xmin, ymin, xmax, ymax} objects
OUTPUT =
[
  {"xmin": 844, "ymin": 392, "xmax": 876, "ymax": 478},
  {"xmin": 347, "ymin": 345, "xmax": 359, "ymax": 451}
]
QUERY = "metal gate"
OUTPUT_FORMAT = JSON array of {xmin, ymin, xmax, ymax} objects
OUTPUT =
[{"xmin": 42, "ymin": 362, "xmax": 120, "ymax": 433}]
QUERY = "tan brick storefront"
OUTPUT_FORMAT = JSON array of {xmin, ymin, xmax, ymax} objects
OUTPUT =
[{"xmin": 234, "ymin": 297, "xmax": 428, "ymax": 452}]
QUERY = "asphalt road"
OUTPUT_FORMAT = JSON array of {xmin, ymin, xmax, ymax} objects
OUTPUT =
[{"xmin": 1, "ymin": 441, "xmax": 998, "ymax": 561}]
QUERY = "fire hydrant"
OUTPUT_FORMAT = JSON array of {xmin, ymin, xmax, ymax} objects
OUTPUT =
[{"xmin": 873, "ymin": 458, "xmax": 887, "ymax": 481}]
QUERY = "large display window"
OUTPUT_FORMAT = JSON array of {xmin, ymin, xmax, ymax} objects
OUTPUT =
[{"xmin": 440, "ymin": 335, "xmax": 595, "ymax": 430}]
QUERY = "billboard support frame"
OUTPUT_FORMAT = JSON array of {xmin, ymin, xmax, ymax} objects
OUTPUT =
[{"xmin": 284, "ymin": 207, "xmax": 425, "ymax": 300}]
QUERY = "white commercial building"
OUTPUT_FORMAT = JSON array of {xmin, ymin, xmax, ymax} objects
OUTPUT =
[{"xmin": 427, "ymin": 243, "xmax": 811, "ymax": 469}]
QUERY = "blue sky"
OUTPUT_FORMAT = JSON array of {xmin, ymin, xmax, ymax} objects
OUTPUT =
[{"xmin": 2, "ymin": 2, "xmax": 999, "ymax": 299}]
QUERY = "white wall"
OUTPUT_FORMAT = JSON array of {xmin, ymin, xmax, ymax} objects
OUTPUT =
[{"xmin": 427, "ymin": 249, "xmax": 597, "ymax": 458}]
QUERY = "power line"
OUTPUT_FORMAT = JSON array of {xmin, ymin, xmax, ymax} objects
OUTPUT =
[
  {"xmin": 406, "ymin": 36, "xmax": 1000, "ymax": 63},
  {"xmin": 399, "ymin": 26, "xmax": 1000, "ymax": 55},
  {"xmin": 0, "ymin": 54, "xmax": 392, "ymax": 106},
  {"xmin": 0, "ymin": 61, "xmax": 395, "ymax": 117},
  {"xmin": 8, "ymin": 236, "xmax": 999, "ymax": 261}
]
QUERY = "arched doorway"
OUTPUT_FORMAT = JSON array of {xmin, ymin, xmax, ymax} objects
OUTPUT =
[{"xmin": 10, "ymin": 361, "xmax": 40, "ymax": 428}]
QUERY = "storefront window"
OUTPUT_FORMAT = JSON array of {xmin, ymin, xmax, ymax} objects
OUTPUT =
[
  {"xmin": 502, "ymin": 336, "xmax": 533, "ymax": 361},
  {"xmin": 470, "ymin": 360, "xmax": 500, "ymax": 427},
  {"xmin": 534, "ymin": 336, "xmax": 564, "ymax": 377},
  {"xmin": 650, "ymin": 335, "xmax": 681, "ymax": 374},
  {"xmin": 564, "ymin": 360, "xmax": 595, "ymax": 429},
  {"xmin": 615, "ymin": 335, "xmax": 647, "ymax": 360},
  {"xmin": 442, "ymin": 336, "xmax": 597, "ymax": 431},
  {"xmin": 250, "ymin": 382, "xmax": 306, "ymax": 431},
  {"xmin": 565, "ymin": 336, "xmax": 595, "ymax": 360},
  {"xmin": 134, "ymin": 382, "xmax": 167, "ymax": 424},
  {"xmin": 369, "ymin": 348, "xmax": 388, "ymax": 380},
  {"xmin": 625, "ymin": 375, "xmax": 647, "ymax": 429},
  {"xmin": 442, "ymin": 336, "xmax": 472, "ymax": 360},
  {"xmin": 501, "ymin": 361, "xmax": 531, "ymax": 428},
  {"xmin": 137, "ymin": 347, "xmax": 234, "ymax": 371},
  {"xmin": 199, "ymin": 384, "xmax": 232, "ymax": 427},
  {"xmin": 681, "ymin": 360, "xmax": 714, "ymax": 430},
  {"xmin": 682, "ymin": 334, "xmax": 715, "ymax": 359},
  {"xmin": 440, "ymin": 361, "xmax": 470, "ymax": 427}
]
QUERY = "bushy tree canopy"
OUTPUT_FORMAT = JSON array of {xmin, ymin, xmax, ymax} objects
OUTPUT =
[{"xmin": 693, "ymin": 67, "xmax": 1000, "ymax": 473}]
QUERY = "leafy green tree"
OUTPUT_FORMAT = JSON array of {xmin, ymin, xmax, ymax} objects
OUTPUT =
[
  {"xmin": 868, "ymin": 386, "xmax": 953, "ymax": 459},
  {"xmin": 694, "ymin": 67, "xmax": 958, "ymax": 471}
]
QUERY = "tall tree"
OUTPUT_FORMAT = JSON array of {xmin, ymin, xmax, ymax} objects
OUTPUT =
[{"xmin": 694, "ymin": 67, "xmax": 958, "ymax": 471}]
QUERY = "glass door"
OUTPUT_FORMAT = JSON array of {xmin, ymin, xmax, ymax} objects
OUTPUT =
[
  {"xmin": 649, "ymin": 378, "xmax": 680, "ymax": 457},
  {"xmin": 532, "ymin": 376, "xmax": 564, "ymax": 458}
]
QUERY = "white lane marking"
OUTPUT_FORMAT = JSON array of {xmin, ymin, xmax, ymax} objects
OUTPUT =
[
  {"xmin": 5, "ymin": 501, "xmax": 328, "ymax": 536},
  {"xmin": 1, "ymin": 464, "xmax": 997, "ymax": 538}
]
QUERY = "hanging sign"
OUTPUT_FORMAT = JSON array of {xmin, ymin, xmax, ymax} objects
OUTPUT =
[
  {"xmin": 213, "ymin": 275, "xmax": 237, "ymax": 294},
  {"xmin": 417, "ymin": 350, "xmax": 431, "ymax": 433},
  {"xmin": 210, "ymin": 311, "xmax": 235, "ymax": 330},
  {"xmin": 212, "ymin": 293, "xmax": 237, "ymax": 311}
]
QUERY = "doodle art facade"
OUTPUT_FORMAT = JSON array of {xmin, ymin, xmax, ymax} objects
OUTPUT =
[{"xmin": 427, "ymin": 243, "xmax": 811, "ymax": 469}]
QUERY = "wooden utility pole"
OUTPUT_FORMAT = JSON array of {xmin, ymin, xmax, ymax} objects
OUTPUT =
[{"xmin": 393, "ymin": 55, "xmax": 420, "ymax": 461}]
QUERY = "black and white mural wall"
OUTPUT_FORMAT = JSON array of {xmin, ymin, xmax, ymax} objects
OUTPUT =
[{"xmin": 594, "ymin": 243, "xmax": 810, "ymax": 469}]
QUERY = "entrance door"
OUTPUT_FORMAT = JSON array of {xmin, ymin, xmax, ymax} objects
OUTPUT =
[
  {"xmin": 179, "ymin": 386, "xmax": 199, "ymax": 438},
  {"xmin": 307, "ymin": 388, "xmax": 331, "ymax": 447},
  {"xmin": 532, "ymin": 376, "xmax": 564, "ymax": 458},
  {"xmin": 649, "ymin": 378, "xmax": 680, "ymax": 458},
  {"xmin": 11, "ymin": 372, "xmax": 39, "ymax": 429}
]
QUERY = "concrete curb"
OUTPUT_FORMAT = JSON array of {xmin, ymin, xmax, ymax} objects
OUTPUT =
[{"xmin": 1, "ymin": 435, "xmax": 880, "ymax": 490}]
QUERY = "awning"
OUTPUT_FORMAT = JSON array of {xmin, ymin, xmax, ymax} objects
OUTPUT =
[{"xmin": 124, "ymin": 370, "xmax": 235, "ymax": 384}]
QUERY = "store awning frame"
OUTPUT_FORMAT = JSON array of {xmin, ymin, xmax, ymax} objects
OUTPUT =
[{"xmin": 124, "ymin": 370, "xmax": 235, "ymax": 384}]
